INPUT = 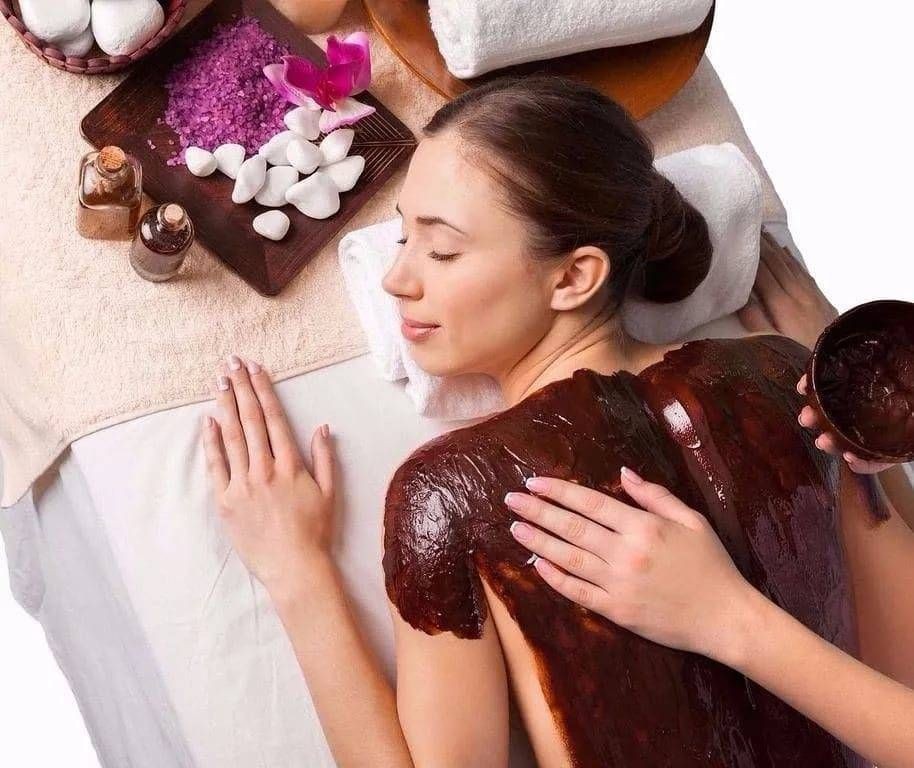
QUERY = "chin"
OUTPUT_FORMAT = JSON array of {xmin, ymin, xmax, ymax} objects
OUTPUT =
[{"xmin": 409, "ymin": 347, "xmax": 470, "ymax": 378}]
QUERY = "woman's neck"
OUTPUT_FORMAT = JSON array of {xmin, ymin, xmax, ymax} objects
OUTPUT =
[{"xmin": 497, "ymin": 308, "xmax": 664, "ymax": 408}]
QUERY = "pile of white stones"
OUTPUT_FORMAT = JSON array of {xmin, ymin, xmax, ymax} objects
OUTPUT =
[{"xmin": 183, "ymin": 103, "xmax": 366, "ymax": 242}]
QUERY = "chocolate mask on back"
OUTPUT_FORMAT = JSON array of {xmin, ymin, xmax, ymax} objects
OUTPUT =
[{"xmin": 384, "ymin": 335, "xmax": 882, "ymax": 767}]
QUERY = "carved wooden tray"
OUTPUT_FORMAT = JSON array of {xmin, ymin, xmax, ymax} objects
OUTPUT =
[
  {"xmin": 362, "ymin": 0, "xmax": 714, "ymax": 120},
  {"xmin": 81, "ymin": 0, "xmax": 417, "ymax": 296}
]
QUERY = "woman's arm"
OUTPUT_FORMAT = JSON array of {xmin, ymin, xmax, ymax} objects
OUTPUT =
[
  {"xmin": 505, "ymin": 470, "xmax": 914, "ymax": 768},
  {"xmin": 201, "ymin": 356, "xmax": 508, "ymax": 767}
]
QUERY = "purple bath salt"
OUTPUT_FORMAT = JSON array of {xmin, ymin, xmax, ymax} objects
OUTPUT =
[{"xmin": 163, "ymin": 17, "xmax": 292, "ymax": 166}]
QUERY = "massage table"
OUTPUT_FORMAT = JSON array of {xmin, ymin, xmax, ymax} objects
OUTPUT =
[{"xmin": 0, "ymin": 221, "xmax": 907, "ymax": 767}]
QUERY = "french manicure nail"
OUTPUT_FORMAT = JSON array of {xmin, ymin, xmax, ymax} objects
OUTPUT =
[
  {"xmin": 228, "ymin": 354, "xmax": 242, "ymax": 371},
  {"xmin": 525, "ymin": 476, "xmax": 548, "ymax": 493},
  {"xmin": 321, "ymin": 424, "xmax": 330, "ymax": 438},
  {"xmin": 217, "ymin": 375, "xmax": 230, "ymax": 391},
  {"xmin": 509, "ymin": 521, "xmax": 531, "ymax": 541},
  {"xmin": 246, "ymin": 359, "xmax": 261, "ymax": 375},
  {"xmin": 504, "ymin": 492, "xmax": 525, "ymax": 509},
  {"xmin": 620, "ymin": 466, "xmax": 644, "ymax": 484}
]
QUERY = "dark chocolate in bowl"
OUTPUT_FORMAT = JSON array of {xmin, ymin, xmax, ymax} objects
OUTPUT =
[{"xmin": 806, "ymin": 299, "xmax": 914, "ymax": 462}]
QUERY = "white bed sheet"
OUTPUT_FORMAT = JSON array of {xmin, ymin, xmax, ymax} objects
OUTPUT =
[{"xmin": 6, "ymin": 223, "xmax": 891, "ymax": 768}]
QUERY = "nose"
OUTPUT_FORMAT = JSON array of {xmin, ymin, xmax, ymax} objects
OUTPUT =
[{"xmin": 381, "ymin": 248, "xmax": 422, "ymax": 300}]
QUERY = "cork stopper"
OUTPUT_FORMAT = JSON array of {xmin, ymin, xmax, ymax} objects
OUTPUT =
[
  {"xmin": 158, "ymin": 203, "xmax": 188, "ymax": 231},
  {"xmin": 98, "ymin": 145, "xmax": 126, "ymax": 173}
]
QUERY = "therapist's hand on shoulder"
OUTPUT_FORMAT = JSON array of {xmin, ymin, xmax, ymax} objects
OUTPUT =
[
  {"xmin": 505, "ymin": 469, "xmax": 754, "ymax": 662},
  {"xmin": 201, "ymin": 354, "xmax": 337, "ymax": 596}
]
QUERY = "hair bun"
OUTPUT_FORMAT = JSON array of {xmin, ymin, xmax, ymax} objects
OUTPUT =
[{"xmin": 642, "ymin": 175, "xmax": 713, "ymax": 303}]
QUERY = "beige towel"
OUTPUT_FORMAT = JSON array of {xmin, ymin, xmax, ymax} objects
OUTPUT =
[{"xmin": 0, "ymin": 0, "xmax": 785, "ymax": 507}]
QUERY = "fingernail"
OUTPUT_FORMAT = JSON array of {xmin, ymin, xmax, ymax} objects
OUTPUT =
[
  {"xmin": 321, "ymin": 424, "xmax": 330, "ymax": 438},
  {"xmin": 620, "ymin": 466, "xmax": 644, "ymax": 484},
  {"xmin": 216, "ymin": 375, "xmax": 230, "ymax": 391},
  {"xmin": 525, "ymin": 476, "xmax": 548, "ymax": 493},
  {"xmin": 504, "ymin": 491, "xmax": 525, "ymax": 509},
  {"xmin": 246, "ymin": 359, "xmax": 261, "ymax": 375},
  {"xmin": 524, "ymin": 553, "xmax": 539, "ymax": 566},
  {"xmin": 510, "ymin": 521, "xmax": 532, "ymax": 542},
  {"xmin": 227, "ymin": 354, "xmax": 242, "ymax": 371}
]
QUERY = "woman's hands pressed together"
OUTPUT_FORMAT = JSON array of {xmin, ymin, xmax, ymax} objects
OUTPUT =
[
  {"xmin": 505, "ymin": 468, "xmax": 759, "ymax": 666},
  {"xmin": 202, "ymin": 354, "xmax": 337, "ymax": 600}
]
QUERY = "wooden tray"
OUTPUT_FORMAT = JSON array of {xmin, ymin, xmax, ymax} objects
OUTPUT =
[
  {"xmin": 81, "ymin": 0, "xmax": 417, "ymax": 296},
  {"xmin": 362, "ymin": 0, "xmax": 714, "ymax": 120}
]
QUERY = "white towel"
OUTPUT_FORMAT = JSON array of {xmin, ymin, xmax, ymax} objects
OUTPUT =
[
  {"xmin": 428, "ymin": 0, "xmax": 715, "ymax": 79},
  {"xmin": 338, "ymin": 142, "xmax": 762, "ymax": 420}
]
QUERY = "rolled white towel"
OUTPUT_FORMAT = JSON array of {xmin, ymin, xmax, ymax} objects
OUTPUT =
[
  {"xmin": 339, "ymin": 143, "xmax": 763, "ymax": 420},
  {"xmin": 428, "ymin": 0, "xmax": 714, "ymax": 79}
]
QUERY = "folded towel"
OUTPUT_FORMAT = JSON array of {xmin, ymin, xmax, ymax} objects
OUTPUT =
[
  {"xmin": 623, "ymin": 142, "xmax": 763, "ymax": 344},
  {"xmin": 428, "ymin": 0, "xmax": 714, "ymax": 79},
  {"xmin": 338, "ymin": 142, "xmax": 762, "ymax": 420}
]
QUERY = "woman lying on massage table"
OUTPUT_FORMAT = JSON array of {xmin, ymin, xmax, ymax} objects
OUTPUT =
[{"xmin": 201, "ymin": 75, "xmax": 913, "ymax": 767}]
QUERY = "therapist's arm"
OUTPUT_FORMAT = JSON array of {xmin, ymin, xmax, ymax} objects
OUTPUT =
[
  {"xmin": 201, "ymin": 356, "xmax": 506, "ymax": 768},
  {"xmin": 505, "ymin": 470, "xmax": 914, "ymax": 768}
]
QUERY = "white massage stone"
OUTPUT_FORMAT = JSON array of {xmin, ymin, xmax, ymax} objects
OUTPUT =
[
  {"xmin": 285, "ymin": 171, "xmax": 340, "ymax": 219},
  {"xmin": 232, "ymin": 155, "xmax": 267, "ymax": 205},
  {"xmin": 253, "ymin": 210, "xmax": 290, "ymax": 241},
  {"xmin": 185, "ymin": 147, "xmax": 217, "ymax": 177},
  {"xmin": 91, "ymin": 0, "xmax": 164, "ymax": 56},
  {"xmin": 284, "ymin": 106, "xmax": 321, "ymax": 141},
  {"xmin": 19, "ymin": 0, "xmax": 90, "ymax": 43},
  {"xmin": 213, "ymin": 143, "xmax": 245, "ymax": 179},
  {"xmin": 323, "ymin": 155, "xmax": 365, "ymax": 193},
  {"xmin": 286, "ymin": 138, "xmax": 322, "ymax": 175},
  {"xmin": 318, "ymin": 129, "xmax": 354, "ymax": 167},
  {"xmin": 56, "ymin": 23, "xmax": 95, "ymax": 56},
  {"xmin": 255, "ymin": 166, "xmax": 299, "ymax": 207},
  {"xmin": 258, "ymin": 130, "xmax": 297, "ymax": 166}
]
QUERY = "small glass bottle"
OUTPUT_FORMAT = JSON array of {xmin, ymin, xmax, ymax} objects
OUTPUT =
[
  {"xmin": 77, "ymin": 145, "xmax": 143, "ymax": 240},
  {"xmin": 129, "ymin": 203, "xmax": 195, "ymax": 282}
]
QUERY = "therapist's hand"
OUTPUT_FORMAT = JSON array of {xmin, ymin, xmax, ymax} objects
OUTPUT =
[
  {"xmin": 506, "ymin": 468, "xmax": 757, "ymax": 664},
  {"xmin": 796, "ymin": 374, "xmax": 896, "ymax": 474},
  {"xmin": 202, "ymin": 354, "xmax": 337, "ymax": 596},
  {"xmin": 738, "ymin": 228, "xmax": 837, "ymax": 351}
]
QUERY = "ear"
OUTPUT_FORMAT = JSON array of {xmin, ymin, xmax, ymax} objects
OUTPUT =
[{"xmin": 549, "ymin": 245, "xmax": 611, "ymax": 311}]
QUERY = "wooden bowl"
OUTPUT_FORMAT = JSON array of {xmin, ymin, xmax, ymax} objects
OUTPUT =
[
  {"xmin": 1, "ymin": 0, "xmax": 186, "ymax": 74},
  {"xmin": 806, "ymin": 300, "xmax": 914, "ymax": 463},
  {"xmin": 362, "ymin": 0, "xmax": 714, "ymax": 120}
]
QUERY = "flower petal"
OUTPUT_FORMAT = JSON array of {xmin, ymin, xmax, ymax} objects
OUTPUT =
[
  {"xmin": 318, "ymin": 97, "xmax": 376, "ymax": 132},
  {"xmin": 282, "ymin": 55, "xmax": 335, "ymax": 110},
  {"xmin": 326, "ymin": 32, "xmax": 372, "ymax": 95},
  {"xmin": 263, "ymin": 62, "xmax": 323, "ymax": 110}
]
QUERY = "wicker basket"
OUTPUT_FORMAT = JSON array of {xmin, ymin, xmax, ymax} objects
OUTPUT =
[{"xmin": 1, "ymin": 0, "xmax": 186, "ymax": 74}]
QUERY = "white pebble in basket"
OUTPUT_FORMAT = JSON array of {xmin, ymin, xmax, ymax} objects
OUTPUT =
[
  {"xmin": 19, "ymin": 0, "xmax": 90, "ymax": 44},
  {"xmin": 253, "ymin": 210, "xmax": 290, "ymax": 241},
  {"xmin": 57, "ymin": 23, "xmax": 95, "ymax": 56},
  {"xmin": 92, "ymin": 0, "xmax": 164, "ymax": 56}
]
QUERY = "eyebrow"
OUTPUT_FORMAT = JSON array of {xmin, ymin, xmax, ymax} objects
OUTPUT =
[{"xmin": 395, "ymin": 202, "xmax": 467, "ymax": 235}]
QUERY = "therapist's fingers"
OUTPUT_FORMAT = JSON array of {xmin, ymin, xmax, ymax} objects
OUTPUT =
[
  {"xmin": 754, "ymin": 257, "xmax": 784, "ymax": 303},
  {"xmin": 796, "ymin": 374, "xmax": 809, "ymax": 395},
  {"xmin": 814, "ymin": 432, "xmax": 844, "ymax": 457},
  {"xmin": 521, "ymin": 476, "xmax": 651, "ymax": 534},
  {"xmin": 225, "ymin": 355, "xmax": 272, "ymax": 472},
  {"xmin": 509, "ymin": 520, "xmax": 610, "ymax": 585},
  {"xmin": 214, "ymin": 372, "xmax": 249, "ymax": 476},
  {"xmin": 760, "ymin": 239, "xmax": 796, "ymax": 292},
  {"xmin": 798, "ymin": 404, "xmax": 825, "ymax": 430},
  {"xmin": 246, "ymin": 361, "xmax": 303, "ymax": 469},
  {"xmin": 737, "ymin": 290, "xmax": 775, "ymax": 334},
  {"xmin": 844, "ymin": 452, "xmax": 894, "ymax": 475},
  {"xmin": 202, "ymin": 415, "xmax": 229, "ymax": 493},
  {"xmin": 309, "ymin": 425, "xmax": 336, "ymax": 499}
]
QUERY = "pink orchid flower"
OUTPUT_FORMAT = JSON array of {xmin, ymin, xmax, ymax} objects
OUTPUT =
[{"xmin": 263, "ymin": 31, "xmax": 375, "ymax": 133}]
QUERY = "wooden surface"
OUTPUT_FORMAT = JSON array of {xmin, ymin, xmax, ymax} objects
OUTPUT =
[
  {"xmin": 81, "ymin": 0, "xmax": 417, "ymax": 295},
  {"xmin": 362, "ymin": 0, "xmax": 714, "ymax": 120}
]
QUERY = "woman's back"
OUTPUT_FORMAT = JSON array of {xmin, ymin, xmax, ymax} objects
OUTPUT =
[{"xmin": 385, "ymin": 334, "xmax": 878, "ymax": 766}]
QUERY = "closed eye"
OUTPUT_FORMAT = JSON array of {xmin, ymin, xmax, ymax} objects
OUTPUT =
[{"xmin": 396, "ymin": 237, "xmax": 460, "ymax": 261}]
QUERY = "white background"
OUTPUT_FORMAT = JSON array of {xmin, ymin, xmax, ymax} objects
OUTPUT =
[{"xmin": 1, "ymin": 3, "xmax": 911, "ymax": 766}]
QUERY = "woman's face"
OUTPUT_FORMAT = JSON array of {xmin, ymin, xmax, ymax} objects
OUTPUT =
[{"xmin": 382, "ymin": 132, "xmax": 556, "ymax": 379}]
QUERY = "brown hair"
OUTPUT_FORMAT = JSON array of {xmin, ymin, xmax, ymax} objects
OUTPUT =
[{"xmin": 423, "ymin": 75, "xmax": 712, "ymax": 307}]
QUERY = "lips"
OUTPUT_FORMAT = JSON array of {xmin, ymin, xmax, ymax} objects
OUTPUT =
[{"xmin": 400, "ymin": 316, "xmax": 440, "ymax": 342}]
